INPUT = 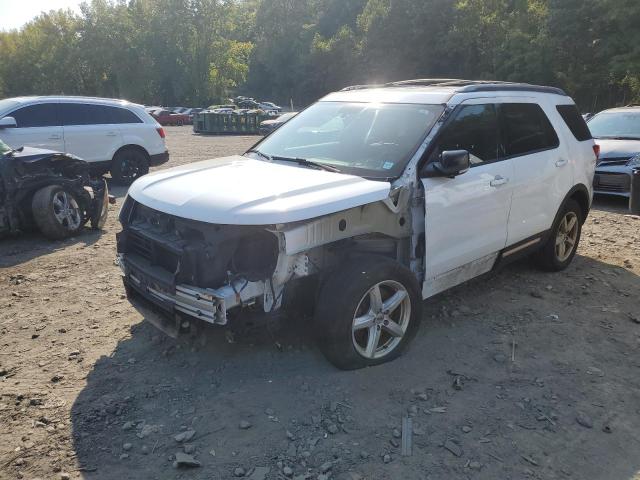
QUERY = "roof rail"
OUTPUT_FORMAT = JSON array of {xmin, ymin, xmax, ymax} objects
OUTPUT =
[
  {"xmin": 384, "ymin": 78, "xmax": 490, "ymax": 87},
  {"xmin": 340, "ymin": 84, "xmax": 385, "ymax": 91},
  {"xmin": 340, "ymin": 78, "xmax": 567, "ymax": 96}
]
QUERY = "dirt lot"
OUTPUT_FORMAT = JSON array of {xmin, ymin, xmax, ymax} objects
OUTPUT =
[{"xmin": 1, "ymin": 126, "xmax": 639, "ymax": 480}]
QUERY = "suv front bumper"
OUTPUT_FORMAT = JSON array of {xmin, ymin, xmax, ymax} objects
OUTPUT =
[{"xmin": 117, "ymin": 253, "xmax": 265, "ymax": 329}]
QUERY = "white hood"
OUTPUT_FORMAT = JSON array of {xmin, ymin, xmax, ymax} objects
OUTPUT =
[{"xmin": 128, "ymin": 156, "xmax": 391, "ymax": 225}]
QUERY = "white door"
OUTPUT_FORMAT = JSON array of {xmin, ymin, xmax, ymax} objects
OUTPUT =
[
  {"xmin": 421, "ymin": 102, "xmax": 514, "ymax": 297},
  {"xmin": 498, "ymin": 101, "xmax": 574, "ymax": 245},
  {"xmin": 0, "ymin": 103, "xmax": 64, "ymax": 152},
  {"xmin": 60, "ymin": 103, "xmax": 123, "ymax": 163}
]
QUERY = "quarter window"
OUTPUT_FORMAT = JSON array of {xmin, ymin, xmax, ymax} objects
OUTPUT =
[
  {"xmin": 556, "ymin": 104, "xmax": 592, "ymax": 141},
  {"xmin": 110, "ymin": 107, "xmax": 142, "ymax": 124},
  {"xmin": 10, "ymin": 103, "xmax": 60, "ymax": 128},
  {"xmin": 432, "ymin": 104, "xmax": 500, "ymax": 166},
  {"xmin": 500, "ymin": 103, "xmax": 559, "ymax": 157}
]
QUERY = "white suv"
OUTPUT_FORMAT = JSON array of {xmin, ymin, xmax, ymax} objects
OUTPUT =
[
  {"xmin": 0, "ymin": 96, "xmax": 169, "ymax": 184},
  {"xmin": 116, "ymin": 79, "xmax": 597, "ymax": 369}
]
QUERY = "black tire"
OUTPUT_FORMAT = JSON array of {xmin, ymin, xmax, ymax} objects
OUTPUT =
[
  {"xmin": 32, "ymin": 185, "xmax": 84, "ymax": 240},
  {"xmin": 111, "ymin": 148, "xmax": 149, "ymax": 185},
  {"xmin": 177, "ymin": 119, "xmax": 184, "ymax": 126},
  {"xmin": 315, "ymin": 256, "xmax": 422, "ymax": 370},
  {"xmin": 534, "ymin": 198, "xmax": 583, "ymax": 271}
]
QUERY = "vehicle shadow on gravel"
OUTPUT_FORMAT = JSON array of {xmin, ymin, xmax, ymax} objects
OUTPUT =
[
  {"xmin": 70, "ymin": 255, "xmax": 640, "ymax": 480},
  {"xmin": 0, "ymin": 228, "xmax": 103, "ymax": 268}
]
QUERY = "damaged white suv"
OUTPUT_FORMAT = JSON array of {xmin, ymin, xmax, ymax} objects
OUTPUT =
[{"xmin": 117, "ymin": 79, "xmax": 597, "ymax": 369}]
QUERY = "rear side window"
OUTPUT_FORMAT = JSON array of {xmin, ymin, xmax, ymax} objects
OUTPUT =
[
  {"xmin": 500, "ymin": 103, "xmax": 559, "ymax": 157},
  {"xmin": 556, "ymin": 104, "xmax": 592, "ymax": 141},
  {"xmin": 432, "ymin": 104, "xmax": 500, "ymax": 166},
  {"xmin": 10, "ymin": 103, "xmax": 60, "ymax": 128},
  {"xmin": 110, "ymin": 107, "xmax": 143, "ymax": 124},
  {"xmin": 61, "ymin": 103, "xmax": 142, "ymax": 125}
]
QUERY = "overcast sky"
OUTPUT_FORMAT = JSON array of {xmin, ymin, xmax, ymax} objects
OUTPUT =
[{"xmin": 0, "ymin": 0, "xmax": 83, "ymax": 31}]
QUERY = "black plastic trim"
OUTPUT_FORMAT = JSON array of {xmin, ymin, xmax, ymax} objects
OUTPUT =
[
  {"xmin": 149, "ymin": 151, "xmax": 169, "ymax": 166},
  {"xmin": 494, "ymin": 231, "xmax": 550, "ymax": 269}
]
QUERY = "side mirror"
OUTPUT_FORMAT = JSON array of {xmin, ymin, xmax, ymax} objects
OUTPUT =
[
  {"xmin": 422, "ymin": 150, "xmax": 470, "ymax": 178},
  {"xmin": 0, "ymin": 116, "xmax": 17, "ymax": 129}
]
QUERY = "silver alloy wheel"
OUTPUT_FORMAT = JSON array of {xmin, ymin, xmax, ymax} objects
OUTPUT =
[
  {"xmin": 352, "ymin": 280, "xmax": 411, "ymax": 359},
  {"xmin": 555, "ymin": 211, "xmax": 578, "ymax": 262},
  {"xmin": 52, "ymin": 191, "xmax": 81, "ymax": 230}
]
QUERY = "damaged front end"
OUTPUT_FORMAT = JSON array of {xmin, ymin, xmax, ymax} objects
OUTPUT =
[
  {"xmin": 0, "ymin": 147, "xmax": 111, "ymax": 236},
  {"xmin": 117, "ymin": 198, "xmax": 288, "ymax": 335},
  {"xmin": 117, "ymin": 188, "xmax": 413, "ymax": 336}
]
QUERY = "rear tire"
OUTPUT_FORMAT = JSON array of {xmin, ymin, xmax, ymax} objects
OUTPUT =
[
  {"xmin": 32, "ymin": 185, "xmax": 84, "ymax": 240},
  {"xmin": 315, "ymin": 256, "xmax": 422, "ymax": 370},
  {"xmin": 534, "ymin": 199, "xmax": 582, "ymax": 271},
  {"xmin": 111, "ymin": 148, "xmax": 149, "ymax": 185}
]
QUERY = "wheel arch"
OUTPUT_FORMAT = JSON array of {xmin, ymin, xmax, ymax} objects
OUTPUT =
[
  {"xmin": 562, "ymin": 183, "xmax": 591, "ymax": 223},
  {"xmin": 112, "ymin": 144, "xmax": 150, "ymax": 165}
]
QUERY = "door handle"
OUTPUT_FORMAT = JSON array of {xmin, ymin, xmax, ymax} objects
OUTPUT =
[
  {"xmin": 490, "ymin": 175, "xmax": 509, "ymax": 187},
  {"xmin": 106, "ymin": 132, "xmax": 118, "ymax": 137},
  {"xmin": 48, "ymin": 134, "xmax": 61, "ymax": 140},
  {"xmin": 555, "ymin": 159, "xmax": 568, "ymax": 167}
]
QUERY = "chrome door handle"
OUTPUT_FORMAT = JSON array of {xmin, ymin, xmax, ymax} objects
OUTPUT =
[
  {"xmin": 490, "ymin": 175, "xmax": 509, "ymax": 187},
  {"xmin": 556, "ymin": 159, "xmax": 568, "ymax": 167},
  {"xmin": 48, "ymin": 134, "xmax": 61, "ymax": 140},
  {"xmin": 106, "ymin": 132, "xmax": 118, "ymax": 137}
]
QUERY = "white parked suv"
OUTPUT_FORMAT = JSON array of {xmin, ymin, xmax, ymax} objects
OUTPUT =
[
  {"xmin": 0, "ymin": 96, "xmax": 169, "ymax": 184},
  {"xmin": 116, "ymin": 79, "xmax": 597, "ymax": 369}
]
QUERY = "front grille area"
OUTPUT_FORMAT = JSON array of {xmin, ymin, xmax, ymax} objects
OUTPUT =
[
  {"xmin": 117, "ymin": 199, "xmax": 277, "ymax": 289},
  {"xmin": 128, "ymin": 230, "xmax": 180, "ymax": 273},
  {"xmin": 594, "ymin": 172, "xmax": 631, "ymax": 192},
  {"xmin": 129, "ymin": 230, "xmax": 154, "ymax": 259},
  {"xmin": 597, "ymin": 157, "xmax": 630, "ymax": 167}
]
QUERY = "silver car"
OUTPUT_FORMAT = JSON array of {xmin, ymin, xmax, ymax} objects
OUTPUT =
[{"xmin": 588, "ymin": 106, "xmax": 640, "ymax": 197}]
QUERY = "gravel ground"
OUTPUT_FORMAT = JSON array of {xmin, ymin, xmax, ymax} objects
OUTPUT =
[{"xmin": 1, "ymin": 126, "xmax": 639, "ymax": 480}]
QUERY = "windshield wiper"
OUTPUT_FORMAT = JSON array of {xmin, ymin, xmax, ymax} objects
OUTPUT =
[
  {"xmin": 271, "ymin": 155, "xmax": 340, "ymax": 173},
  {"xmin": 246, "ymin": 149, "xmax": 272, "ymax": 161}
]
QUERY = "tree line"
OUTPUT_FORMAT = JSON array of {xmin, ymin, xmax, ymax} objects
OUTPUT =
[{"xmin": 1, "ymin": 0, "xmax": 638, "ymax": 112}]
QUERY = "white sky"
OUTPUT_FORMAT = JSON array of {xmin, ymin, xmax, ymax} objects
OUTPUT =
[{"xmin": 0, "ymin": 0, "xmax": 83, "ymax": 31}]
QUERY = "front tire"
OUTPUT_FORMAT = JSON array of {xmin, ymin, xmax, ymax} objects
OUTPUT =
[
  {"xmin": 111, "ymin": 148, "xmax": 149, "ymax": 185},
  {"xmin": 534, "ymin": 198, "xmax": 582, "ymax": 271},
  {"xmin": 315, "ymin": 256, "xmax": 422, "ymax": 370},
  {"xmin": 32, "ymin": 185, "xmax": 84, "ymax": 240}
]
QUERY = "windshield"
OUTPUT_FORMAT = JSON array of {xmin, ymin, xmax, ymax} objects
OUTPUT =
[
  {"xmin": 252, "ymin": 101, "xmax": 444, "ymax": 178},
  {"xmin": 588, "ymin": 111, "xmax": 640, "ymax": 139},
  {"xmin": 0, "ymin": 99, "xmax": 19, "ymax": 115}
]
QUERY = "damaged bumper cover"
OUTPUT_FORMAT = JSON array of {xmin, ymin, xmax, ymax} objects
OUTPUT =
[{"xmin": 117, "ymin": 252, "xmax": 265, "ymax": 328}]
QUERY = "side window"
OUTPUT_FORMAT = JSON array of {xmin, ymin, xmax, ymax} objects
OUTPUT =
[
  {"xmin": 556, "ymin": 104, "xmax": 592, "ymax": 141},
  {"xmin": 109, "ymin": 107, "xmax": 142, "ymax": 124},
  {"xmin": 432, "ymin": 104, "xmax": 500, "ymax": 166},
  {"xmin": 10, "ymin": 103, "xmax": 60, "ymax": 128},
  {"xmin": 500, "ymin": 103, "xmax": 559, "ymax": 157},
  {"xmin": 60, "ymin": 103, "xmax": 112, "ymax": 126}
]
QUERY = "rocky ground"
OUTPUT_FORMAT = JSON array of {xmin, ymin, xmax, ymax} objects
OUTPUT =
[{"xmin": 1, "ymin": 127, "xmax": 639, "ymax": 480}]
